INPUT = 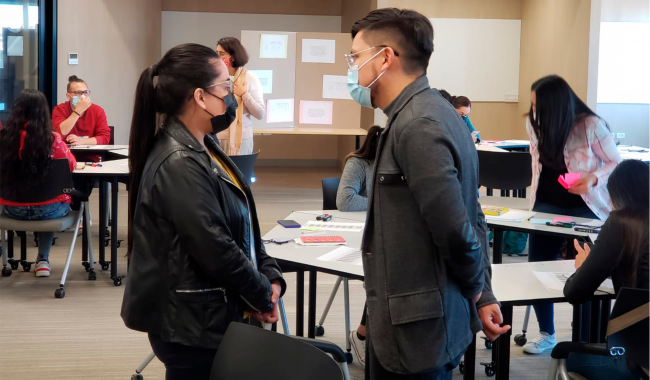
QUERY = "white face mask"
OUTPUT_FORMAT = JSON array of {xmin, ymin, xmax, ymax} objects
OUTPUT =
[{"xmin": 346, "ymin": 48, "xmax": 386, "ymax": 109}]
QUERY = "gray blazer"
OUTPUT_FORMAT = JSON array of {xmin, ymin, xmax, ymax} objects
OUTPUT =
[{"xmin": 361, "ymin": 76, "xmax": 492, "ymax": 374}]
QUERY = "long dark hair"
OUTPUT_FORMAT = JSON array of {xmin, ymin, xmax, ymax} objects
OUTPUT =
[
  {"xmin": 0, "ymin": 89, "xmax": 54, "ymax": 191},
  {"xmin": 128, "ymin": 43, "xmax": 222, "ymax": 258},
  {"xmin": 345, "ymin": 125, "xmax": 382, "ymax": 164},
  {"xmin": 439, "ymin": 90, "xmax": 471, "ymax": 109},
  {"xmin": 607, "ymin": 160, "xmax": 649, "ymax": 288},
  {"xmin": 529, "ymin": 75, "xmax": 605, "ymax": 170}
]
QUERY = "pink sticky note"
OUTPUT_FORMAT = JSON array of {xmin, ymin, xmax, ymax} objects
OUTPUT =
[
  {"xmin": 553, "ymin": 217, "xmax": 573, "ymax": 223},
  {"xmin": 558, "ymin": 173, "xmax": 581, "ymax": 189}
]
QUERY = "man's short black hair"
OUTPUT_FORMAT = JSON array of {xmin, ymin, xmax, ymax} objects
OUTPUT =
[{"xmin": 351, "ymin": 8, "xmax": 433, "ymax": 75}]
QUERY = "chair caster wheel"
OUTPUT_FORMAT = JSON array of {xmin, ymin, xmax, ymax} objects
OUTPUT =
[
  {"xmin": 82, "ymin": 262, "xmax": 91, "ymax": 272},
  {"xmin": 2, "ymin": 267, "xmax": 11, "ymax": 277},
  {"xmin": 104, "ymin": 240, "xmax": 110, "ymax": 247},
  {"xmin": 345, "ymin": 352, "xmax": 353, "ymax": 364},
  {"xmin": 113, "ymin": 277, "xmax": 122, "ymax": 286},
  {"xmin": 131, "ymin": 375, "xmax": 143, "ymax": 380},
  {"xmin": 481, "ymin": 336, "xmax": 493, "ymax": 349},
  {"xmin": 315, "ymin": 325, "xmax": 325, "ymax": 336},
  {"xmin": 88, "ymin": 271, "xmax": 96, "ymax": 281},
  {"xmin": 104, "ymin": 228, "xmax": 110, "ymax": 238},
  {"xmin": 55, "ymin": 288, "xmax": 65, "ymax": 298},
  {"xmin": 21, "ymin": 262, "xmax": 32, "ymax": 272},
  {"xmin": 101, "ymin": 262, "xmax": 110, "ymax": 271},
  {"xmin": 514, "ymin": 334, "xmax": 527, "ymax": 346},
  {"xmin": 10, "ymin": 261, "xmax": 19, "ymax": 270},
  {"xmin": 480, "ymin": 362, "xmax": 496, "ymax": 377},
  {"xmin": 116, "ymin": 240, "xmax": 122, "ymax": 248},
  {"xmin": 458, "ymin": 362, "xmax": 464, "ymax": 374}
]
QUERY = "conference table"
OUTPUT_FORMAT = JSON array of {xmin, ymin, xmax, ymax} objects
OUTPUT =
[
  {"xmin": 253, "ymin": 127, "xmax": 368, "ymax": 149},
  {"xmin": 72, "ymin": 159, "xmax": 128, "ymax": 286},
  {"xmin": 263, "ymin": 208, "xmax": 611, "ymax": 380},
  {"xmin": 69, "ymin": 144, "xmax": 129, "ymax": 161}
]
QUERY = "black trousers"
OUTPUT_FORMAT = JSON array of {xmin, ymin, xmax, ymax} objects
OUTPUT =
[
  {"xmin": 365, "ymin": 332, "xmax": 463, "ymax": 380},
  {"xmin": 148, "ymin": 334, "xmax": 217, "ymax": 380}
]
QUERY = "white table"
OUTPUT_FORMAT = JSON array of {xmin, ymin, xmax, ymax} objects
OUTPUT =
[
  {"xmin": 617, "ymin": 145, "xmax": 650, "ymax": 163},
  {"xmin": 73, "ymin": 159, "xmax": 129, "ymax": 285},
  {"xmin": 253, "ymin": 127, "xmax": 367, "ymax": 149},
  {"xmin": 69, "ymin": 144, "xmax": 129, "ymax": 151},
  {"xmin": 107, "ymin": 148, "xmax": 129, "ymax": 158}
]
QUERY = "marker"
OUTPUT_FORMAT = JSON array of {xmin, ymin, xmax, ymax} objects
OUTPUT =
[{"xmin": 546, "ymin": 222, "xmax": 573, "ymax": 228}]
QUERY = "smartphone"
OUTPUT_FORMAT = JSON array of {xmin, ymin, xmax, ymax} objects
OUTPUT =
[{"xmin": 278, "ymin": 220, "xmax": 301, "ymax": 228}]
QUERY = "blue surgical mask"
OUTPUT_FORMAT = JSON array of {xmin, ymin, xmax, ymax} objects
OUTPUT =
[
  {"xmin": 71, "ymin": 96, "xmax": 80, "ymax": 108},
  {"xmin": 347, "ymin": 48, "xmax": 386, "ymax": 108}
]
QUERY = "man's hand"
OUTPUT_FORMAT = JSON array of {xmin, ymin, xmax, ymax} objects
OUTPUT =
[
  {"xmin": 574, "ymin": 239, "xmax": 591, "ymax": 269},
  {"xmin": 251, "ymin": 302, "xmax": 279, "ymax": 324},
  {"xmin": 75, "ymin": 95, "xmax": 92, "ymax": 115},
  {"xmin": 233, "ymin": 79, "xmax": 247, "ymax": 97},
  {"xmin": 478, "ymin": 303, "xmax": 511, "ymax": 341},
  {"xmin": 66, "ymin": 135, "xmax": 92, "ymax": 145},
  {"xmin": 66, "ymin": 134, "xmax": 79, "ymax": 144},
  {"xmin": 568, "ymin": 173, "xmax": 597, "ymax": 195}
]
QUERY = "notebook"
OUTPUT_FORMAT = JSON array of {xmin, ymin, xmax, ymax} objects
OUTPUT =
[
  {"xmin": 482, "ymin": 206, "xmax": 509, "ymax": 216},
  {"xmin": 299, "ymin": 236, "xmax": 346, "ymax": 246}
]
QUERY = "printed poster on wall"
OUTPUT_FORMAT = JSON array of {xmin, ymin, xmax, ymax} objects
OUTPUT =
[
  {"xmin": 322, "ymin": 75, "xmax": 353, "ymax": 100},
  {"xmin": 260, "ymin": 34, "xmax": 288, "ymax": 59},
  {"xmin": 301, "ymin": 39, "xmax": 336, "ymax": 64},
  {"xmin": 299, "ymin": 100, "xmax": 333, "ymax": 125},
  {"xmin": 248, "ymin": 70, "xmax": 273, "ymax": 94},
  {"xmin": 266, "ymin": 99, "xmax": 294, "ymax": 123}
]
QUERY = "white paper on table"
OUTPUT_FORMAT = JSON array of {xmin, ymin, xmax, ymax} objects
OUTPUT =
[
  {"xmin": 322, "ymin": 75, "xmax": 353, "ymax": 100},
  {"xmin": 299, "ymin": 100, "xmax": 333, "ymax": 125},
  {"xmin": 93, "ymin": 145, "xmax": 109, "ymax": 149},
  {"xmin": 260, "ymin": 34, "xmax": 288, "ymax": 59},
  {"xmin": 598, "ymin": 278, "xmax": 615, "ymax": 294},
  {"xmin": 484, "ymin": 209, "xmax": 536, "ymax": 223},
  {"xmin": 266, "ymin": 99, "xmax": 294, "ymax": 123},
  {"xmin": 301, "ymin": 39, "xmax": 336, "ymax": 63},
  {"xmin": 303, "ymin": 221, "xmax": 364, "ymax": 232},
  {"xmin": 501, "ymin": 140, "xmax": 530, "ymax": 145},
  {"xmin": 248, "ymin": 70, "xmax": 273, "ymax": 94},
  {"xmin": 317, "ymin": 247, "xmax": 363, "ymax": 265},
  {"xmin": 533, "ymin": 271, "xmax": 570, "ymax": 291},
  {"xmin": 581, "ymin": 220, "xmax": 605, "ymax": 228}
]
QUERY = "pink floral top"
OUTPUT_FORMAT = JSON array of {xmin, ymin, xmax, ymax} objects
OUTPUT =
[{"xmin": 526, "ymin": 115, "xmax": 622, "ymax": 220}]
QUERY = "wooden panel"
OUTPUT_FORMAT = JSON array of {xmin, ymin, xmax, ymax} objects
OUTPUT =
[
  {"xmin": 161, "ymin": 0, "xmax": 341, "ymax": 16},
  {"xmin": 294, "ymin": 32, "xmax": 361, "ymax": 129}
]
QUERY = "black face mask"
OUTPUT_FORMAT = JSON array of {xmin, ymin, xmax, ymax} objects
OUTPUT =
[{"xmin": 204, "ymin": 92, "xmax": 238, "ymax": 134}]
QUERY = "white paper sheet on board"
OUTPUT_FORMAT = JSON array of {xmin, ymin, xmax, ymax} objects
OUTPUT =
[
  {"xmin": 299, "ymin": 101, "xmax": 333, "ymax": 125},
  {"xmin": 266, "ymin": 99, "xmax": 294, "ymax": 123},
  {"xmin": 248, "ymin": 70, "xmax": 273, "ymax": 94},
  {"xmin": 301, "ymin": 39, "xmax": 336, "ymax": 63},
  {"xmin": 260, "ymin": 34, "xmax": 288, "ymax": 59},
  {"xmin": 322, "ymin": 75, "xmax": 352, "ymax": 100}
]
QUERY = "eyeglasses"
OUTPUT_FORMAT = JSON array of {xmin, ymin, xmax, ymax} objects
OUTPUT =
[
  {"xmin": 206, "ymin": 79, "xmax": 234, "ymax": 95},
  {"xmin": 217, "ymin": 51, "xmax": 231, "ymax": 58},
  {"xmin": 69, "ymin": 90, "xmax": 91, "ymax": 96},
  {"xmin": 344, "ymin": 45, "xmax": 397, "ymax": 69}
]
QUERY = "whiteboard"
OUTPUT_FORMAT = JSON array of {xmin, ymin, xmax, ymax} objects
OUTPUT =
[
  {"xmin": 427, "ymin": 18, "xmax": 521, "ymax": 102},
  {"xmin": 161, "ymin": 12, "xmax": 340, "ymax": 56}
]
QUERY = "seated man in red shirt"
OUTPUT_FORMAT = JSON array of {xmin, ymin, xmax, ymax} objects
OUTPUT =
[{"xmin": 53, "ymin": 75, "xmax": 110, "ymax": 161}]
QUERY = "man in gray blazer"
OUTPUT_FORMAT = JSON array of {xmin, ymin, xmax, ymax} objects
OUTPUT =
[{"xmin": 346, "ymin": 9, "xmax": 511, "ymax": 379}]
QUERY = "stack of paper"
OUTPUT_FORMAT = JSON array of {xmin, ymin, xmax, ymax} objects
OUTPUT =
[
  {"xmin": 533, "ymin": 271, "xmax": 614, "ymax": 294},
  {"xmin": 317, "ymin": 247, "xmax": 363, "ymax": 266},
  {"xmin": 483, "ymin": 207, "xmax": 535, "ymax": 223}
]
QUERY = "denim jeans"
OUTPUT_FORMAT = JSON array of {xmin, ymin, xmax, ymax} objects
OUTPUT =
[
  {"xmin": 4, "ymin": 202, "xmax": 71, "ymax": 261},
  {"xmin": 529, "ymin": 201, "xmax": 597, "ymax": 335},
  {"xmin": 566, "ymin": 353, "xmax": 643, "ymax": 380}
]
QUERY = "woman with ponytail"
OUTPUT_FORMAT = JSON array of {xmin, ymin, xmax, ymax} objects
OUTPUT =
[
  {"xmin": 0, "ymin": 89, "xmax": 76, "ymax": 278},
  {"xmin": 120, "ymin": 43, "xmax": 285, "ymax": 379}
]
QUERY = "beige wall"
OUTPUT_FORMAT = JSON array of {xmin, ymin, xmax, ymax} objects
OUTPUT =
[
  {"xmin": 57, "ymin": 0, "xmax": 162, "ymax": 145},
  {"xmin": 385, "ymin": 0, "xmax": 524, "ymax": 139},
  {"xmin": 162, "ymin": 0, "xmax": 341, "ymax": 16},
  {"xmin": 517, "ymin": 0, "xmax": 592, "ymax": 139}
]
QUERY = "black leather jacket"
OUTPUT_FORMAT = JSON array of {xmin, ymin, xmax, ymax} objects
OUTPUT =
[{"xmin": 121, "ymin": 117, "xmax": 286, "ymax": 349}]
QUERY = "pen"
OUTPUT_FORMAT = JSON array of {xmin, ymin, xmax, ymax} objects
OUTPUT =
[{"xmin": 546, "ymin": 222, "xmax": 573, "ymax": 228}]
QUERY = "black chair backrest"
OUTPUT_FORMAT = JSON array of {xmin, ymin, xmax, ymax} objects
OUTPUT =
[
  {"xmin": 322, "ymin": 178, "xmax": 341, "ymax": 210},
  {"xmin": 478, "ymin": 151, "xmax": 532, "ymax": 191},
  {"xmin": 210, "ymin": 323, "xmax": 343, "ymax": 380},
  {"xmin": 0, "ymin": 159, "xmax": 73, "ymax": 204},
  {"xmin": 228, "ymin": 151, "xmax": 259, "ymax": 185},
  {"xmin": 607, "ymin": 288, "xmax": 649, "ymax": 369},
  {"xmin": 109, "ymin": 126, "xmax": 115, "ymax": 145}
]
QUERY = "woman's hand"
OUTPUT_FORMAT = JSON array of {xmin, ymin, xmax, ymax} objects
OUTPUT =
[
  {"xmin": 250, "ymin": 280, "xmax": 282, "ymax": 324},
  {"xmin": 569, "ymin": 174, "xmax": 598, "ymax": 195},
  {"xmin": 574, "ymin": 239, "xmax": 591, "ymax": 269},
  {"xmin": 233, "ymin": 79, "xmax": 247, "ymax": 97}
]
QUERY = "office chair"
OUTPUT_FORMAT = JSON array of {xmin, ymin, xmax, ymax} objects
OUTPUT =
[
  {"xmin": 478, "ymin": 150, "xmax": 532, "ymax": 198},
  {"xmin": 228, "ymin": 151, "xmax": 260, "ymax": 185},
  {"xmin": 547, "ymin": 288, "xmax": 649, "ymax": 380},
  {"xmin": 0, "ymin": 159, "xmax": 95, "ymax": 298},
  {"xmin": 108, "ymin": 126, "xmax": 115, "ymax": 145},
  {"xmin": 321, "ymin": 178, "xmax": 341, "ymax": 210},
  {"xmin": 211, "ymin": 322, "xmax": 350, "ymax": 380}
]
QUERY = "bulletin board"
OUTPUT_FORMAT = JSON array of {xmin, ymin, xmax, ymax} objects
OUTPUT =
[
  {"xmin": 240, "ymin": 30, "xmax": 297, "ymax": 129},
  {"xmin": 294, "ymin": 32, "xmax": 361, "ymax": 129}
]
